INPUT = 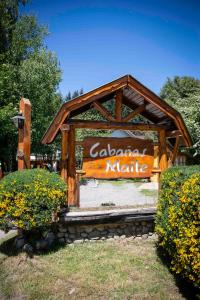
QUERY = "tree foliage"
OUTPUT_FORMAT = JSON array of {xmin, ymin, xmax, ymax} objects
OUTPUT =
[
  {"xmin": 0, "ymin": 1, "xmax": 62, "ymax": 171},
  {"xmin": 160, "ymin": 76, "xmax": 200, "ymax": 104},
  {"xmin": 160, "ymin": 76, "xmax": 200, "ymax": 159},
  {"xmin": 0, "ymin": 0, "xmax": 27, "ymax": 54}
]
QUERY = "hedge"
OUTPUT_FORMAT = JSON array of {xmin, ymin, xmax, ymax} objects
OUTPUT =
[
  {"xmin": 156, "ymin": 165, "xmax": 200, "ymax": 287},
  {"xmin": 0, "ymin": 169, "xmax": 66, "ymax": 231}
]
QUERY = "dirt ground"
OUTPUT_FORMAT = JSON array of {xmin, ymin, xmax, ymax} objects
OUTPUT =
[{"xmin": 80, "ymin": 179, "xmax": 158, "ymax": 208}]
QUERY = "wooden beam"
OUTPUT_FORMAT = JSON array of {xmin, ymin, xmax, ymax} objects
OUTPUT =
[
  {"xmin": 158, "ymin": 129, "xmax": 168, "ymax": 171},
  {"xmin": 68, "ymin": 119, "xmax": 166, "ymax": 131},
  {"xmin": 67, "ymin": 126, "xmax": 77, "ymax": 206},
  {"xmin": 60, "ymin": 124, "xmax": 70, "ymax": 183},
  {"xmin": 122, "ymin": 104, "xmax": 146, "ymax": 122},
  {"xmin": 115, "ymin": 90, "xmax": 123, "ymax": 121},
  {"xmin": 171, "ymin": 136, "xmax": 180, "ymax": 164},
  {"xmin": 92, "ymin": 101, "xmax": 115, "ymax": 121}
]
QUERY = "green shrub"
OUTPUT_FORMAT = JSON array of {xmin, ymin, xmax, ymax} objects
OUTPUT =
[
  {"xmin": 0, "ymin": 169, "xmax": 66, "ymax": 231},
  {"xmin": 156, "ymin": 166, "xmax": 200, "ymax": 287}
]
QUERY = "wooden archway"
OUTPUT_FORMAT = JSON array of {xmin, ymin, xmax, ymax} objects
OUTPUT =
[{"xmin": 41, "ymin": 75, "xmax": 192, "ymax": 207}]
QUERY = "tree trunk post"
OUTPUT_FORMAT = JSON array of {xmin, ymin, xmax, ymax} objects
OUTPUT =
[
  {"xmin": 151, "ymin": 145, "xmax": 159, "ymax": 182},
  {"xmin": 158, "ymin": 129, "xmax": 168, "ymax": 172},
  {"xmin": 60, "ymin": 124, "xmax": 70, "ymax": 183},
  {"xmin": 67, "ymin": 126, "xmax": 77, "ymax": 206},
  {"xmin": 18, "ymin": 98, "xmax": 31, "ymax": 170}
]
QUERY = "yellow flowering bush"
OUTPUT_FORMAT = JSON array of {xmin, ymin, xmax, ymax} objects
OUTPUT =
[
  {"xmin": 156, "ymin": 166, "xmax": 200, "ymax": 287},
  {"xmin": 0, "ymin": 169, "xmax": 66, "ymax": 231}
]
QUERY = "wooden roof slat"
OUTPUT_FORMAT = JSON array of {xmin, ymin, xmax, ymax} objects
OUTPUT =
[
  {"xmin": 127, "ymin": 93, "xmax": 144, "ymax": 103},
  {"xmin": 123, "ymin": 95, "xmax": 161, "ymax": 124},
  {"xmin": 123, "ymin": 88, "xmax": 136, "ymax": 98}
]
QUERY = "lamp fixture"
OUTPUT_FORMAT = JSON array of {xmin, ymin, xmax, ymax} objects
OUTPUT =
[{"xmin": 11, "ymin": 113, "xmax": 25, "ymax": 129}]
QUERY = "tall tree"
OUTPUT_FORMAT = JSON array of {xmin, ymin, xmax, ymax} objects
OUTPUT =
[
  {"xmin": 0, "ymin": 1, "xmax": 62, "ymax": 171},
  {"xmin": 160, "ymin": 76, "xmax": 200, "ymax": 160},
  {"xmin": 19, "ymin": 49, "xmax": 62, "ymax": 156},
  {"xmin": 160, "ymin": 76, "xmax": 200, "ymax": 104},
  {"xmin": 0, "ymin": 0, "xmax": 27, "ymax": 54}
]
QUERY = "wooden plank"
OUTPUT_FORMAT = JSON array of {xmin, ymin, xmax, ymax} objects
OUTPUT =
[
  {"xmin": 18, "ymin": 98, "xmax": 31, "ymax": 170},
  {"xmin": 82, "ymin": 137, "xmax": 154, "ymax": 179},
  {"xmin": 61, "ymin": 208, "xmax": 156, "ymax": 225},
  {"xmin": 68, "ymin": 120, "xmax": 166, "ymax": 131},
  {"xmin": 60, "ymin": 124, "xmax": 70, "ymax": 183},
  {"xmin": 122, "ymin": 104, "xmax": 146, "ymax": 122},
  {"xmin": 83, "ymin": 156, "xmax": 154, "ymax": 179},
  {"xmin": 171, "ymin": 136, "xmax": 180, "ymax": 163},
  {"xmin": 64, "ymin": 207, "xmax": 156, "ymax": 217},
  {"xmin": 67, "ymin": 127, "xmax": 77, "ymax": 206},
  {"xmin": 115, "ymin": 90, "xmax": 123, "ymax": 121},
  {"xmin": 158, "ymin": 129, "xmax": 168, "ymax": 171},
  {"xmin": 82, "ymin": 137, "xmax": 154, "ymax": 157},
  {"xmin": 92, "ymin": 101, "xmax": 115, "ymax": 121}
]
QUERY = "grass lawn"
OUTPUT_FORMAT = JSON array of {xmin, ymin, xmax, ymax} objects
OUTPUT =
[{"xmin": 0, "ymin": 236, "xmax": 198, "ymax": 300}]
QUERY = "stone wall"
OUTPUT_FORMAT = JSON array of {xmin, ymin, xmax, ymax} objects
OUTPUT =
[
  {"xmin": 56, "ymin": 219, "xmax": 155, "ymax": 245},
  {"xmin": 14, "ymin": 208, "xmax": 156, "ymax": 251}
]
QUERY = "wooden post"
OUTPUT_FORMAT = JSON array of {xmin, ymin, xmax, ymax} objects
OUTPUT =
[
  {"xmin": 151, "ymin": 145, "xmax": 159, "ymax": 182},
  {"xmin": 67, "ymin": 126, "xmax": 77, "ymax": 206},
  {"xmin": 115, "ymin": 90, "xmax": 123, "ymax": 121},
  {"xmin": 171, "ymin": 136, "xmax": 180, "ymax": 164},
  {"xmin": 158, "ymin": 129, "xmax": 168, "ymax": 171},
  {"xmin": 60, "ymin": 124, "xmax": 70, "ymax": 183},
  {"xmin": 18, "ymin": 98, "xmax": 31, "ymax": 170},
  {"xmin": 75, "ymin": 170, "xmax": 86, "ymax": 208}
]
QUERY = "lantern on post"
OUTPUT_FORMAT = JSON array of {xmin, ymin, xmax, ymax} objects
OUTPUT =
[{"xmin": 11, "ymin": 113, "xmax": 25, "ymax": 129}]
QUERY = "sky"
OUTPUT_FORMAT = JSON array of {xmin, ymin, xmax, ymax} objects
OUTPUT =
[{"xmin": 21, "ymin": 0, "xmax": 200, "ymax": 96}]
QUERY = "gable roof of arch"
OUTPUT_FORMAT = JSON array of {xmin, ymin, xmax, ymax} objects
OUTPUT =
[{"xmin": 41, "ymin": 74, "xmax": 192, "ymax": 147}]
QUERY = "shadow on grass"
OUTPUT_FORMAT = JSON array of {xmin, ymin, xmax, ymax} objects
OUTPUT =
[
  {"xmin": 0, "ymin": 231, "xmax": 67, "ymax": 258},
  {"xmin": 156, "ymin": 245, "xmax": 200, "ymax": 300}
]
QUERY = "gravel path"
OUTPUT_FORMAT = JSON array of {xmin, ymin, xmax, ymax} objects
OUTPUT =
[{"xmin": 80, "ymin": 180, "xmax": 158, "ymax": 208}]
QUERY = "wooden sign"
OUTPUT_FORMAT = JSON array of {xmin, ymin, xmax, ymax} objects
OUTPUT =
[{"xmin": 82, "ymin": 137, "xmax": 154, "ymax": 179}]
